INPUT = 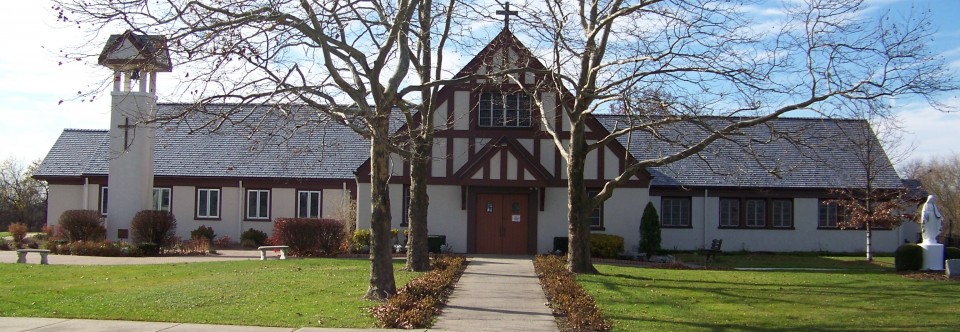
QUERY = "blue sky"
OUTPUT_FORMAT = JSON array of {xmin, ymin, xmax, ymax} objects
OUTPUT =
[{"xmin": 1, "ymin": 0, "xmax": 958, "ymax": 171}]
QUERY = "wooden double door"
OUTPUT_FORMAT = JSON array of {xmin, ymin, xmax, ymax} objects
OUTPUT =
[{"xmin": 476, "ymin": 194, "xmax": 529, "ymax": 254}]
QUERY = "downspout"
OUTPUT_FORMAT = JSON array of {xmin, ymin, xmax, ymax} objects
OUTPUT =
[
  {"xmin": 238, "ymin": 180, "xmax": 243, "ymax": 240},
  {"xmin": 83, "ymin": 177, "xmax": 90, "ymax": 209},
  {"xmin": 703, "ymin": 189, "xmax": 708, "ymax": 249},
  {"xmin": 353, "ymin": 171, "xmax": 361, "ymax": 230}
]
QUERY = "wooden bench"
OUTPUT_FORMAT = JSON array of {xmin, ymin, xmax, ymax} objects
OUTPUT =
[
  {"xmin": 16, "ymin": 249, "xmax": 51, "ymax": 265},
  {"xmin": 257, "ymin": 245, "xmax": 290, "ymax": 260},
  {"xmin": 699, "ymin": 239, "xmax": 723, "ymax": 266}
]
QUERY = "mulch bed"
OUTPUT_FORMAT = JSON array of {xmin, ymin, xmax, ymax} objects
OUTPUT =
[{"xmin": 898, "ymin": 271, "xmax": 960, "ymax": 281}]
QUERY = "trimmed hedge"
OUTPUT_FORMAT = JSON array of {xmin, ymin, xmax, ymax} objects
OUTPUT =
[
  {"xmin": 130, "ymin": 210, "xmax": 178, "ymax": 254},
  {"xmin": 58, "ymin": 210, "xmax": 106, "ymax": 242},
  {"xmin": 534, "ymin": 254, "xmax": 612, "ymax": 331},
  {"xmin": 269, "ymin": 218, "xmax": 345, "ymax": 257},
  {"xmin": 372, "ymin": 255, "xmax": 466, "ymax": 328},
  {"xmin": 591, "ymin": 234, "xmax": 624, "ymax": 259},
  {"xmin": 944, "ymin": 247, "xmax": 960, "ymax": 261},
  {"xmin": 895, "ymin": 244, "xmax": 924, "ymax": 271}
]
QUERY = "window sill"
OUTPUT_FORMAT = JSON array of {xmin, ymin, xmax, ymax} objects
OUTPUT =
[
  {"xmin": 244, "ymin": 219, "xmax": 271, "ymax": 222},
  {"xmin": 661, "ymin": 225, "xmax": 692, "ymax": 229},
  {"xmin": 720, "ymin": 226, "xmax": 795, "ymax": 230},
  {"xmin": 196, "ymin": 217, "xmax": 221, "ymax": 221}
]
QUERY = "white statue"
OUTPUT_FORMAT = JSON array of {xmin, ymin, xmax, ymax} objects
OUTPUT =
[{"xmin": 920, "ymin": 195, "xmax": 943, "ymax": 245}]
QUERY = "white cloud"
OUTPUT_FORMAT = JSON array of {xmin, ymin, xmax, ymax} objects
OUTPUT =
[{"xmin": 896, "ymin": 101, "xmax": 960, "ymax": 164}]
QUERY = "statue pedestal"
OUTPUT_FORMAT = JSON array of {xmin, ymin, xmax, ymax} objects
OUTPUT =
[{"xmin": 920, "ymin": 243, "xmax": 944, "ymax": 271}]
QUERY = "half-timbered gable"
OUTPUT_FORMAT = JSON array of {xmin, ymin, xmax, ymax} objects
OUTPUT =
[{"xmin": 354, "ymin": 29, "xmax": 651, "ymax": 254}]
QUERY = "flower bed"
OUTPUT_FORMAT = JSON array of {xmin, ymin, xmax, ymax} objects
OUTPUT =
[{"xmin": 371, "ymin": 254, "xmax": 466, "ymax": 328}]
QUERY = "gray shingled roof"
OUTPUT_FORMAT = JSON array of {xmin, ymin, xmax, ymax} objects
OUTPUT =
[
  {"xmin": 37, "ymin": 105, "xmax": 903, "ymax": 190},
  {"xmin": 596, "ymin": 115, "xmax": 904, "ymax": 189},
  {"xmin": 36, "ymin": 104, "xmax": 369, "ymax": 180},
  {"xmin": 34, "ymin": 129, "xmax": 108, "ymax": 178}
]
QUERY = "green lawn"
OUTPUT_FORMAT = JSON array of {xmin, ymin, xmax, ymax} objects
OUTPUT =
[
  {"xmin": 675, "ymin": 252, "xmax": 895, "ymax": 269},
  {"xmin": 0, "ymin": 232, "xmax": 10, "ymax": 238},
  {"xmin": 0, "ymin": 259, "xmax": 418, "ymax": 328},
  {"xmin": 580, "ymin": 261, "xmax": 960, "ymax": 331}
]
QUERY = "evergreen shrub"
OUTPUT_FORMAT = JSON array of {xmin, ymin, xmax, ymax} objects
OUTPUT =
[
  {"xmin": 590, "ymin": 234, "xmax": 624, "ymax": 258},
  {"xmin": 190, "ymin": 225, "xmax": 216, "ymax": 242},
  {"xmin": 895, "ymin": 243, "xmax": 924, "ymax": 271},
  {"xmin": 639, "ymin": 202, "xmax": 662, "ymax": 255},
  {"xmin": 944, "ymin": 247, "xmax": 960, "ymax": 261},
  {"xmin": 58, "ymin": 210, "xmax": 105, "ymax": 242},
  {"xmin": 352, "ymin": 229, "xmax": 372, "ymax": 247},
  {"xmin": 240, "ymin": 228, "xmax": 268, "ymax": 248}
]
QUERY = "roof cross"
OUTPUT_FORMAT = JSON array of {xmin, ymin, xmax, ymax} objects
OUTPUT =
[
  {"xmin": 117, "ymin": 117, "xmax": 136, "ymax": 151},
  {"xmin": 496, "ymin": 2, "xmax": 519, "ymax": 30}
]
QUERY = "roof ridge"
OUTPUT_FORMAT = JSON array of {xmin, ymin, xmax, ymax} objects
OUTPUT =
[
  {"xmin": 63, "ymin": 128, "xmax": 108, "ymax": 133},
  {"xmin": 591, "ymin": 113, "xmax": 868, "ymax": 122}
]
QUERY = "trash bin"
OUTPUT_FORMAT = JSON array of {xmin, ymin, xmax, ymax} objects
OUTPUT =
[
  {"xmin": 553, "ymin": 237, "xmax": 569, "ymax": 254},
  {"xmin": 428, "ymin": 235, "xmax": 446, "ymax": 253}
]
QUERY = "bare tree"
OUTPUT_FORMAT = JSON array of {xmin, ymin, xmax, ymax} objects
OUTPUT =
[
  {"xmin": 394, "ymin": 0, "xmax": 461, "ymax": 272},
  {"xmin": 908, "ymin": 155, "xmax": 960, "ymax": 245},
  {"xmin": 54, "ymin": 0, "xmax": 434, "ymax": 300},
  {"xmin": 825, "ymin": 102, "xmax": 912, "ymax": 261},
  {"xmin": 504, "ymin": 0, "xmax": 956, "ymax": 273},
  {"xmin": 1, "ymin": 158, "xmax": 47, "ymax": 231}
]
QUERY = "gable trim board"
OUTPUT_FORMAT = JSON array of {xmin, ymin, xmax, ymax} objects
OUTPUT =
[{"xmin": 34, "ymin": 29, "xmax": 916, "ymax": 253}]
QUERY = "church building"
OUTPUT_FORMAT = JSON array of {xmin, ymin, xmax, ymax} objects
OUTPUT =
[{"xmin": 33, "ymin": 29, "xmax": 918, "ymax": 255}]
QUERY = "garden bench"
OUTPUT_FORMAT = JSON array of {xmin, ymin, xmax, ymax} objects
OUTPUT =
[
  {"xmin": 257, "ymin": 245, "xmax": 289, "ymax": 260},
  {"xmin": 699, "ymin": 239, "xmax": 723, "ymax": 266},
  {"xmin": 16, "ymin": 249, "xmax": 51, "ymax": 265}
]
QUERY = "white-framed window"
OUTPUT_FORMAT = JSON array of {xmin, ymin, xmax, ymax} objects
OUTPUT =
[
  {"xmin": 99, "ymin": 186, "xmax": 108, "ymax": 215},
  {"xmin": 661, "ymin": 197, "xmax": 691, "ymax": 227},
  {"xmin": 297, "ymin": 190, "xmax": 322, "ymax": 218},
  {"xmin": 246, "ymin": 189, "xmax": 271, "ymax": 220},
  {"xmin": 478, "ymin": 92, "xmax": 532, "ymax": 127},
  {"xmin": 772, "ymin": 199, "xmax": 793, "ymax": 228},
  {"xmin": 719, "ymin": 198, "xmax": 740, "ymax": 227},
  {"xmin": 196, "ymin": 188, "xmax": 221, "ymax": 219},
  {"xmin": 745, "ymin": 199, "xmax": 766, "ymax": 227},
  {"xmin": 819, "ymin": 200, "xmax": 843, "ymax": 228},
  {"xmin": 152, "ymin": 187, "xmax": 171, "ymax": 212},
  {"xmin": 588, "ymin": 190, "xmax": 603, "ymax": 228}
]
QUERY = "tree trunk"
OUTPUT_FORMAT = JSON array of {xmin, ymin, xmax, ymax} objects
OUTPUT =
[
  {"xmin": 365, "ymin": 114, "xmax": 397, "ymax": 300},
  {"xmin": 566, "ymin": 122, "xmax": 597, "ymax": 274},
  {"xmin": 865, "ymin": 222, "xmax": 873, "ymax": 262},
  {"xmin": 405, "ymin": 142, "xmax": 431, "ymax": 272}
]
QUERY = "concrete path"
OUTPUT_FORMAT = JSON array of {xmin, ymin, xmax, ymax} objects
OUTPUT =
[
  {"xmin": 0, "ymin": 317, "xmax": 399, "ymax": 332},
  {"xmin": 432, "ymin": 256, "xmax": 558, "ymax": 332}
]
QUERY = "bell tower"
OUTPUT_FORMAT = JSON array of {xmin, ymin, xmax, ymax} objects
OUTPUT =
[{"xmin": 98, "ymin": 31, "xmax": 172, "ymax": 240}]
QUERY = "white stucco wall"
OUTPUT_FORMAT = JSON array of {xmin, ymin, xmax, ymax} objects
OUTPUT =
[
  {"xmin": 46, "ymin": 184, "xmax": 85, "ymax": 227},
  {"xmin": 538, "ymin": 188, "xmax": 570, "ymax": 253},
  {"xmin": 652, "ymin": 195, "xmax": 913, "ymax": 253}
]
